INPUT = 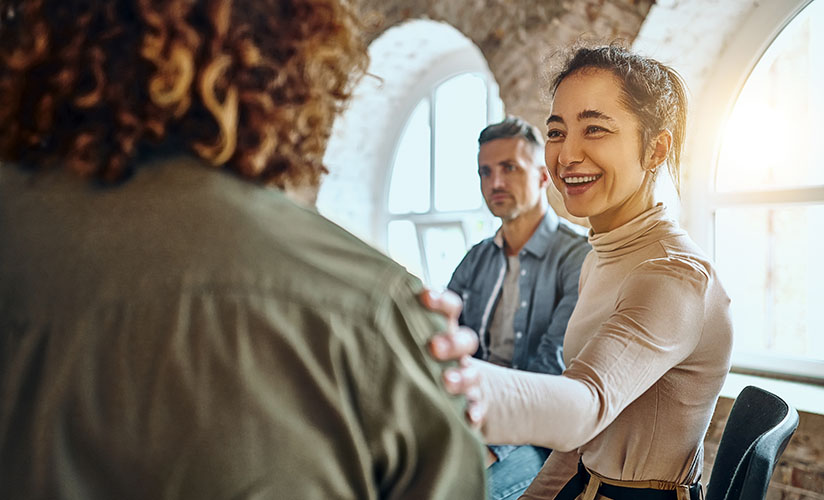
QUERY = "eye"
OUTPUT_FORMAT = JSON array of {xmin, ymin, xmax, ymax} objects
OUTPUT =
[
  {"xmin": 546, "ymin": 129, "xmax": 565, "ymax": 142},
  {"xmin": 585, "ymin": 125, "xmax": 610, "ymax": 135},
  {"xmin": 478, "ymin": 166, "xmax": 490, "ymax": 177},
  {"xmin": 503, "ymin": 163, "xmax": 516, "ymax": 172}
]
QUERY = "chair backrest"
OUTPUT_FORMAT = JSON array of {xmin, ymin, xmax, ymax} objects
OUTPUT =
[{"xmin": 705, "ymin": 385, "xmax": 799, "ymax": 500}]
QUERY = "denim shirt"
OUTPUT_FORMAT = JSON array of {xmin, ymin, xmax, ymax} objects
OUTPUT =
[
  {"xmin": 448, "ymin": 210, "xmax": 590, "ymax": 461},
  {"xmin": 448, "ymin": 210, "xmax": 590, "ymax": 374}
]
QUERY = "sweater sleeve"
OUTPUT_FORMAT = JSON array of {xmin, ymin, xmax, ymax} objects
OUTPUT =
[{"xmin": 479, "ymin": 257, "xmax": 709, "ymax": 451}]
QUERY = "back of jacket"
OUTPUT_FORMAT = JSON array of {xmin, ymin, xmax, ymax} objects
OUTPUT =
[{"xmin": 0, "ymin": 156, "xmax": 485, "ymax": 500}]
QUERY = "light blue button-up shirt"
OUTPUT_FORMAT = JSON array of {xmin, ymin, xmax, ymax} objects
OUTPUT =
[{"xmin": 448, "ymin": 210, "xmax": 590, "ymax": 373}]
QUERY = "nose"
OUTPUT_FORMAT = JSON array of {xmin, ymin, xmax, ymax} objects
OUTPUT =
[
  {"xmin": 556, "ymin": 134, "xmax": 583, "ymax": 168},
  {"xmin": 489, "ymin": 169, "xmax": 505, "ymax": 189}
]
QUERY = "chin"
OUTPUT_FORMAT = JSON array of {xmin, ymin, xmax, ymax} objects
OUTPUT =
[{"xmin": 562, "ymin": 202, "xmax": 591, "ymax": 219}]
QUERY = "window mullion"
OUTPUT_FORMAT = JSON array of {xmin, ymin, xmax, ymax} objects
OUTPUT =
[{"xmin": 428, "ymin": 90, "xmax": 437, "ymax": 214}]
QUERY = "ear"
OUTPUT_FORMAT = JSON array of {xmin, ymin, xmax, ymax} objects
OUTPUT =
[
  {"xmin": 537, "ymin": 164, "xmax": 550, "ymax": 188},
  {"xmin": 646, "ymin": 129, "xmax": 673, "ymax": 171}
]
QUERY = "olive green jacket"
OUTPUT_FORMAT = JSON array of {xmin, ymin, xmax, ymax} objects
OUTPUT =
[{"xmin": 0, "ymin": 157, "xmax": 485, "ymax": 499}]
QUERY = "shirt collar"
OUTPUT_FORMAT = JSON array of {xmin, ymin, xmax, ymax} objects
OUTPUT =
[{"xmin": 492, "ymin": 209, "xmax": 560, "ymax": 257}]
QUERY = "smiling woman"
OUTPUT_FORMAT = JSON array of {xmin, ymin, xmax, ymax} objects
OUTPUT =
[
  {"xmin": 431, "ymin": 44, "xmax": 735, "ymax": 500},
  {"xmin": 544, "ymin": 48, "xmax": 686, "ymax": 234},
  {"xmin": 545, "ymin": 70, "xmax": 666, "ymax": 232}
]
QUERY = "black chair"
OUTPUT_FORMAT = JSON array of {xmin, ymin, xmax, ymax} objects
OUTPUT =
[{"xmin": 705, "ymin": 385, "xmax": 799, "ymax": 500}]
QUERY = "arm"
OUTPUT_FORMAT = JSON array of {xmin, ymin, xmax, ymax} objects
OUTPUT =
[
  {"xmin": 480, "ymin": 258, "xmax": 709, "ymax": 451},
  {"xmin": 527, "ymin": 242, "xmax": 590, "ymax": 374}
]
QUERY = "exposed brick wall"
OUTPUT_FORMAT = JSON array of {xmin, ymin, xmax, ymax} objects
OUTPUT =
[
  {"xmin": 351, "ymin": 0, "xmax": 654, "ymax": 133},
  {"xmin": 704, "ymin": 397, "xmax": 824, "ymax": 499}
]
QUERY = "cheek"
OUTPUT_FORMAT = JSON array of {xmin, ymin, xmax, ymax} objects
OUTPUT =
[
  {"xmin": 545, "ymin": 147, "xmax": 560, "ymax": 177},
  {"xmin": 544, "ymin": 145, "xmax": 557, "ymax": 169}
]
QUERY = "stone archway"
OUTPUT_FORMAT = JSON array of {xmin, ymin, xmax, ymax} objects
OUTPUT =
[{"xmin": 353, "ymin": 0, "xmax": 654, "ymax": 130}]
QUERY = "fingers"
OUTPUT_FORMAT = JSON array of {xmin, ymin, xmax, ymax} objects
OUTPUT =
[
  {"xmin": 419, "ymin": 288, "xmax": 487, "ymax": 428},
  {"xmin": 429, "ymin": 326, "xmax": 479, "ymax": 361},
  {"xmin": 419, "ymin": 288, "xmax": 462, "ymax": 322},
  {"xmin": 441, "ymin": 355, "xmax": 480, "ymax": 394},
  {"xmin": 420, "ymin": 288, "xmax": 478, "ymax": 361},
  {"xmin": 442, "ymin": 355, "xmax": 486, "ymax": 428}
]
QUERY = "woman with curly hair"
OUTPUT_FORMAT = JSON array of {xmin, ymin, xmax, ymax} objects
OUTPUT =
[{"xmin": 0, "ymin": 1, "xmax": 486, "ymax": 498}]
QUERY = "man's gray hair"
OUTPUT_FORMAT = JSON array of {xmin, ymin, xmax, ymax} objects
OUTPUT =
[{"xmin": 478, "ymin": 116, "xmax": 543, "ymax": 148}]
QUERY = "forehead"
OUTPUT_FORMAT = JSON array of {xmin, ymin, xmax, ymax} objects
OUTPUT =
[{"xmin": 551, "ymin": 68, "xmax": 632, "ymax": 120}]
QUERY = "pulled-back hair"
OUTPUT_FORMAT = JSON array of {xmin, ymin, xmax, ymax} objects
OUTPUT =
[
  {"xmin": 549, "ymin": 44, "xmax": 688, "ymax": 194},
  {"xmin": 0, "ymin": 0, "xmax": 367, "ymax": 188}
]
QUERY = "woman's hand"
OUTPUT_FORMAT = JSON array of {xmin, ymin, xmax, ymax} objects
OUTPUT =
[{"xmin": 419, "ymin": 289, "xmax": 487, "ymax": 428}]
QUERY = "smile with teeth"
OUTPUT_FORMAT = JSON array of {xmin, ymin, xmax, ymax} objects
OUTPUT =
[{"xmin": 564, "ymin": 174, "xmax": 601, "ymax": 185}]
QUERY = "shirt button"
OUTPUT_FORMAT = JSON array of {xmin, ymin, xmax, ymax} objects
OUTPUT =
[
  {"xmin": 520, "ymin": 269, "xmax": 526, "ymax": 276},
  {"xmin": 462, "ymin": 292, "xmax": 469, "ymax": 300},
  {"xmin": 516, "ymin": 331, "xmax": 523, "ymax": 339},
  {"xmin": 520, "ymin": 300, "xmax": 527, "ymax": 308},
  {"xmin": 512, "ymin": 364, "xmax": 519, "ymax": 369}
]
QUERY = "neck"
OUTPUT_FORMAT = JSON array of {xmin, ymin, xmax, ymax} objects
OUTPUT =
[{"xmin": 502, "ymin": 202, "xmax": 547, "ymax": 256}]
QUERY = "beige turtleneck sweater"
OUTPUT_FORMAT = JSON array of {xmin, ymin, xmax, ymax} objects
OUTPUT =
[{"xmin": 476, "ymin": 204, "xmax": 733, "ymax": 498}]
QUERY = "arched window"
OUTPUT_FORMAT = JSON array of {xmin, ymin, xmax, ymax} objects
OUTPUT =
[
  {"xmin": 712, "ymin": 0, "xmax": 824, "ymax": 380},
  {"xmin": 385, "ymin": 72, "xmax": 503, "ymax": 289},
  {"xmin": 319, "ymin": 21, "xmax": 504, "ymax": 290}
]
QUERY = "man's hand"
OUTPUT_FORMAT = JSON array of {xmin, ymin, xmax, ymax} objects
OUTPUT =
[{"xmin": 420, "ymin": 289, "xmax": 487, "ymax": 428}]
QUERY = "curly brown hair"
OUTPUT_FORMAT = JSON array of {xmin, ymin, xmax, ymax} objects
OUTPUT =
[{"xmin": 0, "ymin": 0, "xmax": 367, "ymax": 188}]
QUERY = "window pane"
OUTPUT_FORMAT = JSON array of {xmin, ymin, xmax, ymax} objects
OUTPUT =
[
  {"xmin": 421, "ymin": 225, "xmax": 467, "ymax": 291},
  {"xmin": 433, "ymin": 74, "xmax": 486, "ymax": 211},
  {"xmin": 464, "ymin": 213, "xmax": 499, "ymax": 248},
  {"xmin": 716, "ymin": 0, "xmax": 824, "ymax": 192},
  {"xmin": 387, "ymin": 220, "xmax": 425, "ymax": 281},
  {"xmin": 388, "ymin": 99, "xmax": 431, "ymax": 214},
  {"xmin": 715, "ymin": 204, "xmax": 824, "ymax": 361}
]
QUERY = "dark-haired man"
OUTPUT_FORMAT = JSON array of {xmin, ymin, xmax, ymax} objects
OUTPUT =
[{"xmin": 447, "ymin": 116, "xmax": 590, "ymax": 500}]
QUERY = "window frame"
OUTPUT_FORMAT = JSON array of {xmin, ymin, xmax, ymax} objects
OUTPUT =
[
  {"xmin": 684, "ymin": 0, "xmax": 824, "ymax": 382},
  {"xmin": 380, "ymin": 48, "xmax": 503, "ymax": 288}
]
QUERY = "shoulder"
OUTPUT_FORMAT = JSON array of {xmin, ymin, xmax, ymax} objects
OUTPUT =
[
  {"xmin": 624, "ymin": 255, "xmax": 711, "ymax": 297},
  {"xmin": 556, "ymin": 217, "xmax": 589, "ymax": 240},
  {"xmin": 454, "ymin": 235, "xmax": 499, "ymax": 270},
  {"xmin": 551, "ymin": 219, "xmax": 591, "ymax": 264},
  {"xmin": 553, "ymin": 219, "xmax": 591, "ymax": 251}
]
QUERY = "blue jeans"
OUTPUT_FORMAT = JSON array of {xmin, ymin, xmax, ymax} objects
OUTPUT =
[{"xmin": 486, "ymin": 445, "xmax": 550, "ymax": 500}]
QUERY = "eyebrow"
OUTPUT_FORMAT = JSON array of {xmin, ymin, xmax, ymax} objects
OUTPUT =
[
  {"xmin": 546, "ymin": 115, "xmax": 563, "ymax": 125},
  {"xmin": 546, "ymin": 109, "xmax": 617, "ymax": 125},
  {"xmin": 578, "ymin": 109, "xmax": 616, "ymax": 122}
]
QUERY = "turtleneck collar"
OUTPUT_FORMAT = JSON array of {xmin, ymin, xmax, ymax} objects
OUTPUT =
[{"xmin": 588, "ymin": 204, "xmax": 684, "ymax": 259}]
